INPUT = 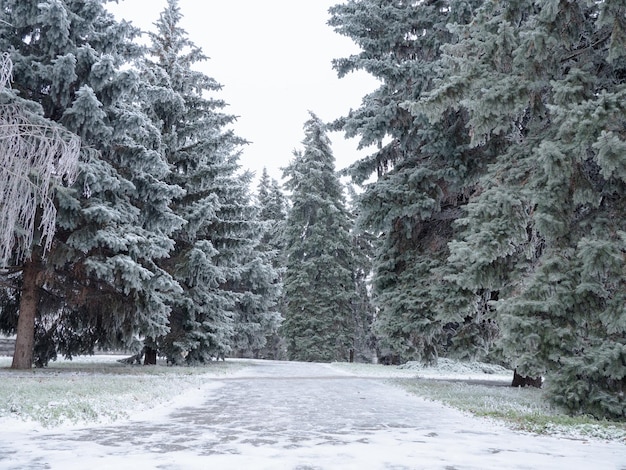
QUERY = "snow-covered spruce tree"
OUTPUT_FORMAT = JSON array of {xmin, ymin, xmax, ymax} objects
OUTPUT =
[
  {"xmin": 0, "ymin": 0, "xmax": 183, "ymax": 368},
  {"xmin": 254, "ymin": 168, "xmax": 288, "ymax": 359},
  {"xmin": 141, "ymin": 0, "xmax": 280, "ymax": 364},
  {"xmin": 345, "ymin": 186, "xmax": 377, "ymax": 362},
  {"xmin": 222, "ymin": 171, "xmax": 283, "ymax": 360},
  {"xmin": 413, "ymin": 0, "xmax": 626, "ymax": 418},
  {"xmin": 329, "ymin": 0, "xmax": 490, "ymax": 364},
  {"xmin": 257, "ymin": 168, "xmax": 289, "ymax": 254},
  {"xmin": 281, "ymin": 112, "xmax": 359, "ymax": 362}
]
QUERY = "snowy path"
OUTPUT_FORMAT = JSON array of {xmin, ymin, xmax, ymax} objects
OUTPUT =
[{"xmin": 1, "ymin": 359, "xmax": 624, "ymax": 469}]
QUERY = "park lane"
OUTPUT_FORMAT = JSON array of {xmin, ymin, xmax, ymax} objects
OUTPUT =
[{"xmin": 0, "ymin": 360, "xmax": 623, "ymax": 469}]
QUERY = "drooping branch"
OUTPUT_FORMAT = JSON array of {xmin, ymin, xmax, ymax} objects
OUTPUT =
[{"xmin": 0, "ymin": 53, "xmax": 80, "ymax": 268}]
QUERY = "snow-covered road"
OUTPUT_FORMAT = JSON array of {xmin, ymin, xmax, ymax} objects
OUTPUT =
[{"xmin": 1, "ymin": 359, "xmax": 624, "ymax": 469}]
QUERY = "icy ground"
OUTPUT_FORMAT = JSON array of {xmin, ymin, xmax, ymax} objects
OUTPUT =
[{"xmin": 0, "ymin": 359, "xmax": 624, "ymax": 469}]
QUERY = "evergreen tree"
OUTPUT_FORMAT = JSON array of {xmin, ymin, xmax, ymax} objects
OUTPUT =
[
  {"xmin": 254, "ymin": 168, "xmax": 288, "ymax": 359},
  {"xmin": 141, "ymin": 0, "xmax": 280, "ymax": 364},
  {"xmin": 257, "ymin": 168, "xmax": 289, "ymax": 253},
  {"xmin": 214, "ymin": 167, "xmax": 282, "ymax": 360},
  {"xmin": 329, "ymin": 0, "xmax": 488, "ymax": 364},
  {"xmin": 413, "ymin": 0, "xmax": 626, "ymax": 418},
  {"xmin": 282, "ymin": 112, "xmax": 358, "ymax": 362},
  {"xmin": 257, "ymin": 168, "xmax": 273, "ymax": 216},
  {"xmin": 345, "ymin": 186, "xmax": 376, "ymax": 362},
  {"xmin": 0, "ymin": 0, "xmax": 182, "ymax": 368}
]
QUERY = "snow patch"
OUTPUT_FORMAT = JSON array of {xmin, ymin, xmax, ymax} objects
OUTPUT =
[
  {"xmin": 330, "ymin": 358, "xmax": 513, "ymax": 382},
  {"xmin": 399, "ymin": 357, "xmax": 512, "ymax": 380}
]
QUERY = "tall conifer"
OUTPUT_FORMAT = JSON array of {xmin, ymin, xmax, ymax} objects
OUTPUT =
[
  {"xmin": 329, "ymin": 0, "xmax": 487, "ymax": 363},
  {"xmin": 282, "ymin": 113, "xmax": 357, "ymax": 362},
  {"xmin": 254, "ymin": 168, "xmax": 288, "ymax": 359},
  {"xmin": 0, "ymin": 0, "xmax": 182, "ymax": 367},
  {"xmin": 142, "ymin": 0, "xmax": 280, "ymax": 364},
  {"xmin": 413, "ymin": 0, "xmax": 626, "ymax": 417}
]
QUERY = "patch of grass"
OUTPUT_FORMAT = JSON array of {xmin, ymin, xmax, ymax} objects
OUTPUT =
[
  {"xmin": 393, "ymin": 378, "xmax": 626, "ymax": 443},
  {"xmin": 0, "ymin": 356, "xmax": 247, "ymax": 427}
]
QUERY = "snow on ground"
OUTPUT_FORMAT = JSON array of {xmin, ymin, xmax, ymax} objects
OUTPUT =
[
  {"xmin": 331, "ymin": 360, "xmax": 626, "ymax": 444},
  {"xmin": 0, "ymin": 354, "xmax": 510, "ymax": 436},
  {"xmin": 0, "ymin": 354, "xmax": 249, "ymax": 431},
  {"xmin": 0, "ymin": 358, "xmax": 624, "ymax": 470},
  {"xmin": 328, "ymin": 358, "xmax": 513, "ymax": 382}
]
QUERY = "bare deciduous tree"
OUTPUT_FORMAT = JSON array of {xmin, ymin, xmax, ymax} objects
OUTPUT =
[
  {"xmin": 0, "ymin": 53, "xmax": 80, "ymax": 369},
  {"xmin": 0, "ymin": 53, "xmax": 80, "ymax": 269}
]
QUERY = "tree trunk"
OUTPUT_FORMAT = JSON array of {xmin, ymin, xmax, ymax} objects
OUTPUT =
[
  {"xmin": 511, "ymin": 368, "xmax": 543, "ymax": 388},
  {"xmin": 11, "ymin": 256, "xmax": 41, "ymax": 369},
  {"xmin": 144, "ymin": 346, "xmax": 157, "ymax": 365}
]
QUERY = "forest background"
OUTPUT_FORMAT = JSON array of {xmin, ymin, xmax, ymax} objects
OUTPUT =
[{"xmin": 0, "ymin": 0, "xmax": 624, "ymax": 422}]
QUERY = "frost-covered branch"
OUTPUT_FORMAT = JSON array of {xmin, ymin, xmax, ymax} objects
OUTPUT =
[{"xmin": 0, "ymin": 53, "xmax": 80, "ymax": 268}]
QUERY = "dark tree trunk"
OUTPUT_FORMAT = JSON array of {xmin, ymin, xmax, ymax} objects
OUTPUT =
[
  {"xmin": 512, "ymin": 368, "xmax": 543, "ymax": 388},
  {"xmin": 11, "ymin": 256, "xmax": 41, "ymax": 369},
  {"xmin": 144, "ymin": 346, "xmax": 157, "ymax": 365}
]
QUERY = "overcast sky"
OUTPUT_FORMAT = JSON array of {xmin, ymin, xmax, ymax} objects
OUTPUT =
[{"xmin": 107, "ymin": 0, "xmax": 378, "ymax": 185}]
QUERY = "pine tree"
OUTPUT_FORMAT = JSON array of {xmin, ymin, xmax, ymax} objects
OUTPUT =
[
  {"xmin": 282, "ymin": 112, "xmax": 358, "ymax": 362},
  {"xmin": 413, "ymin": 0, "xmax": 626, "ymax": 418},
  {"xmin": 345, "ymin": 186, "xmax": 376, "ymax": 362},
  {"xmin": 141, "ymin": 0, "xmax": 280, "ymax": 364},
  {"xmin": 257, "ymin": 168, "xmax": 289, "ymax": 253},
  {"xmin": 0, "ymin": 0, "xmax": 182, "ymax": 368},
  {"xmin": 254, "ymin": 168, "xmax": 288, "ymax": 359},
  {"xmin": 329, "ymin": 0, "xmax": 488, "ymax": 364},
  {"xmin": 224, "ymin": 172, "xmax": 283, "ymax": 360}
]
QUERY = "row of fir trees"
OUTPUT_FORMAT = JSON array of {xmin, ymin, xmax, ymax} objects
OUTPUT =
[
  {"xmin": 0, "ymin": 0, "xmax": 282, "ymax": 368},
  {"xmin": 1, "ymin": 0, "xmax": 624, "ymax": 421},
  {"xmin": 328, "ymin": 0, "xmax": 625, "ymax": 420}
]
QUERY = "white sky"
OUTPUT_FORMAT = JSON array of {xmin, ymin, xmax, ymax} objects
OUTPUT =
[{"xmin": 107, "ymin": 0, "xmax": 379, "ymax": 185}]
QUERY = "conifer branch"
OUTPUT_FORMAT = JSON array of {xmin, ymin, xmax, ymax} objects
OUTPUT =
[{"xmin": 560, "ymin": 32, "xmax": 611, "ymax": 63}]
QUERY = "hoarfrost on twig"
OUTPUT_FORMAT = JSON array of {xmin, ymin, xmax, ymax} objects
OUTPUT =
[{"xmin": 0, "ymin": 53, "xmax": 80, "ymax": 268}]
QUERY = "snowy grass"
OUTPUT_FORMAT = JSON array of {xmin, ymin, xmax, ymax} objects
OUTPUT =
[
  {"xmin": 330, "ymin": 360, "xmax": 626, "ymax": 443},
  {"xmin": 395, "ymin": 378, "xmax": 626, "ymax": 442},
  {"xmin": 2, "ymin": 355, "xmax": 624, "ymax": 444},
  {"xmin": 0, "ymin": 355, "xmax": 247, "ymax": 428}
]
